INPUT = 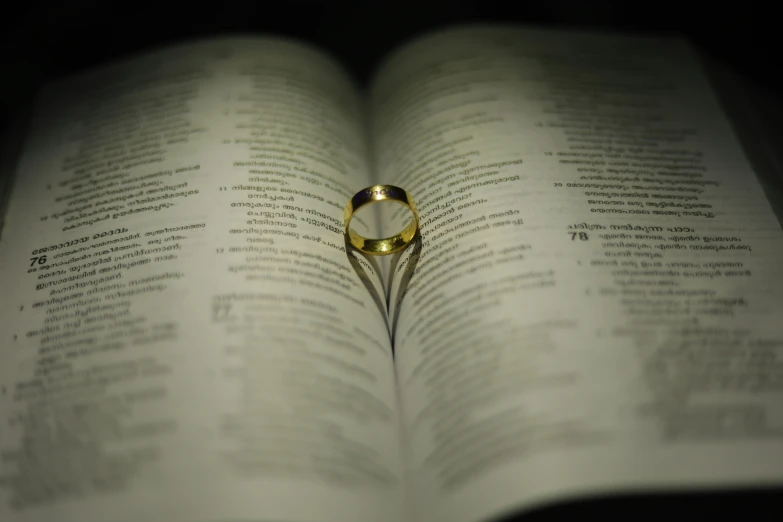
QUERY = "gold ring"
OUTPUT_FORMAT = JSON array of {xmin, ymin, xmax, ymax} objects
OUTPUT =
[{"xmin": 344, "ymin": 185, "xmax": 419, "ymax": 256}]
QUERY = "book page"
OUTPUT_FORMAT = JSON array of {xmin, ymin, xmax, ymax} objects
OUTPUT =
[
  {"xmin": 0, "ymin": 37, "xmax": 406, "ymax": 522},
  {"xmin": 370, "ymin": 26, "xmax": 783, "ymax": 522}
]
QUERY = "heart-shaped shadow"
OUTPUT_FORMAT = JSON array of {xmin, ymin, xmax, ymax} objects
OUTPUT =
[{"xmin": 343, "ymin": 231, "xmax": 422, "ymax": 353}]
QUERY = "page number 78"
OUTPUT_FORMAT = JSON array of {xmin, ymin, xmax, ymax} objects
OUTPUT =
[{"xmin": 569, "ymin": 232, "xmax": 589, "ymax": 241}]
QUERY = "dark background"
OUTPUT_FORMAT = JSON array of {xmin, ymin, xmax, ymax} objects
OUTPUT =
[
  {"xmin": 2, "ymin": 1, "xmax": 782, "ymax": 109},
  {"xmin": 0, "ymin": 1, "xmax": 781, "ymax": 519}
]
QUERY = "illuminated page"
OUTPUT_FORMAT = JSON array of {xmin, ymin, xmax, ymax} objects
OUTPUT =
[
  {"xmin": 0, "ymin": 37, "xmax": 406, "ymax": 522},
  {"xmin": 371, "ymin": 25, "xmax": 783, "ymax": 522}
]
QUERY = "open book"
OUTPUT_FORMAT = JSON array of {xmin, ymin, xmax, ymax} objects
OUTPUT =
[{"xmin": 1, "ymin": 24, "xmax": 782, "ymax": 522}]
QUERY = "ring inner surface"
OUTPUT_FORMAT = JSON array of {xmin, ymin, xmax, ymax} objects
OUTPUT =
[{"xmin": 348, "ymin": 200, "xmax": 417, "ymax": 254}]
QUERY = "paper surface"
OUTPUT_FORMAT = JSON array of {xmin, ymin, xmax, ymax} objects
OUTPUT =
[
  {"xmin": 371, "ymin": 25, "xmax": 783, "ymax": 522},
  {"xmin": 0, "ymin": 37, "xmax": 406, "ymax": 522}
]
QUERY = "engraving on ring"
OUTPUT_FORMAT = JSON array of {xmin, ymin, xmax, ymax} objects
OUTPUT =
[{"xmin": 366, "ymin": 188, "xmax": 399, "ymax": 197}]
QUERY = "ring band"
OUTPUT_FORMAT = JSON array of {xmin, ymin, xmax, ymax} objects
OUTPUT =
[{"xmin": 344, "ymin": 185, "xmax": 419, "ymax": 256}]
